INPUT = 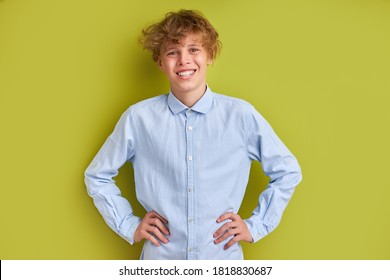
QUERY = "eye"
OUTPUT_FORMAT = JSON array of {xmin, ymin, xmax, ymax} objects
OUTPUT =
[
  {"xmin": 189, "ymin": 48, "xmax": 200, "ymax": 53},
  {"xmin": 167, "ymin": 50, "xmax": 178, "ymax": 56}
]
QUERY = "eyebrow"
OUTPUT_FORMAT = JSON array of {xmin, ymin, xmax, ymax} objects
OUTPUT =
[
  {"xmin": 186, "ymin": 43, "xmax": 202, "ymax": 47},
  {"xmin": 164, "ymin": 43, "xmax": 203, "ymax": 53}
]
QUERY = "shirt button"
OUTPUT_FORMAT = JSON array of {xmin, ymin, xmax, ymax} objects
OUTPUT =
[
  {"xmin": 187, "ymin": 126, "xmax": 193, "ymax": 131},
  {"xmin": 188, "ymin": 248, "xmax": 193, "ymax": 253},
  {"xmin": 188, "ymin": 187, "xmax": 193, "ymax": 192},
  {"xmin": 188, "ymin": 218, "xmax": 194, "ymax": 223},
  {"xmin": 188, "ymin": 155, "xmax": 193, "ymax": 161}
]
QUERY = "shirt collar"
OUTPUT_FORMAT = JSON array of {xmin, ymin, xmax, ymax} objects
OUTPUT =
[{"xmin": 167, "ymin": 85, "xmax": 214, "ymax": 115}]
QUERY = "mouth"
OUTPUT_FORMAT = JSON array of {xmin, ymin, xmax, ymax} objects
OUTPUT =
[{"xmin": 176, "ymin": 70, "xmax": 196, "ymax": 77}]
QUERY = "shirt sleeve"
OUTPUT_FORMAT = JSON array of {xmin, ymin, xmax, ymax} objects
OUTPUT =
[
  {"xmin": 84, "ymin": 108, "xmax": 141, "ymax": 245},
  {"xmin": 243, "ymin": 105, "xmax": 302, "ymax": 243}
]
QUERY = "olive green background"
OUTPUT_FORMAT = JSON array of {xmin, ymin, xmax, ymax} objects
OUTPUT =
[{"xmin": 1, "ymin": 0, "xmax": 389, "ymax": 259}]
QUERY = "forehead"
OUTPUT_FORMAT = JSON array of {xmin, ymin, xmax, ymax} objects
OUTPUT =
[{"xmin": 163, "ymin": 33, "xmax": 205, "ymax": 49}]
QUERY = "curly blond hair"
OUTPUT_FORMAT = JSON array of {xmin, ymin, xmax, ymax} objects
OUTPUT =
[{"xmin": 140, "ymin": 10, "xmax": 222, "ymax": 62}]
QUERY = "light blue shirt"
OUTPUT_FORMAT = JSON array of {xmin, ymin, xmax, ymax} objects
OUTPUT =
[{"xmin": 84, "ymin": 86, "xmax": 302, "ymax": 260}]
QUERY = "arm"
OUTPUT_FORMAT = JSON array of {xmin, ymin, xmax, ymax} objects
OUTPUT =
[
  {"xmin": 84, "ymin": 108, "xmax": 141, "ymax": 244},
  {"xmin": 244, "ymin": 106, "xmax": 302, "ymax": 242},
  {"xmin": 214, "ymin": 105, "xmax": 302, "ymax": 248}
]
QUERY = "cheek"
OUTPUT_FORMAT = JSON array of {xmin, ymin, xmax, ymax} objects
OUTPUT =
[
  {"xmin": 165, "ymin": 60, "xmax": 177, "ymax": 70},
  {"xmin": 159, "ymin": 61, "xmax": 173, "ymax": 74},
  {"xmin": 198, "ymin": 55, "xmax": 211, "ymax": 66}
]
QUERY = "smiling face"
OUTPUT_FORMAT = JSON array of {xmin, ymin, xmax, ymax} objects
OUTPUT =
[{"xmin": 158, "ymin": 33, "xmax": 212, "ymax": 104}]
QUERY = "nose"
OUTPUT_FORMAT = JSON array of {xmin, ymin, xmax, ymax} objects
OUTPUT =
[{"xmin": 178, "ymin": 52, "xmax": 190, "ymax": 65}]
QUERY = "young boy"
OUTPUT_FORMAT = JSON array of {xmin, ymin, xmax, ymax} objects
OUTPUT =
[{"xmin": 84, "ymin": 9, "xmax": 302, "ymax": 260}]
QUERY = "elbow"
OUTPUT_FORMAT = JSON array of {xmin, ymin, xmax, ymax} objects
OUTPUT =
[
  {"xmin": 84, "ymin": 163, "xmax": 101, "ymax": 196},
  {"xmin": 291, "ymin": 161, "xmax": 302, "ymax": 187},
  {"xmin": 84, "ymin": 171, "xmax": 97, "ymax": 196}
]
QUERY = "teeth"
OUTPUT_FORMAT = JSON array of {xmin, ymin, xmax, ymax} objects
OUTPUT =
[{"xmin": 177, "ymin": 70, "xmax": 195, "ymax": 77}]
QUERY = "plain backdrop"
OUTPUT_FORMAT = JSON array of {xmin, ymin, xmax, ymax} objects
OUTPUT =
[{"xmin": 0, "ymin": 0, "xmax": 389, "ymax": 259}]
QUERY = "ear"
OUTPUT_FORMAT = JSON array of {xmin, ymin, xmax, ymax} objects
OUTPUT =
[
  {"xmin": 207, "ymin": 57, "xmax": 213, "ymax": 66},
  {"xmin": 157, "ymin": 57, "xmax": 164, "ymax": 70},
  {"xmin": 206, "ymin": 53, "xmax": 213, "ymax": 65}
]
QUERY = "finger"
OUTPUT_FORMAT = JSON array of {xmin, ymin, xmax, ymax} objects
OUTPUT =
[
  {"xmin": 144, "ymin": 231, "xmax": 161, "ymax": 247},
  {"xmin": 146, "ymin": 225, "xmax": 169, "ymax": 244},
  {"xmin": 224, "ymin": 234, "xmax": 241, "ymax": 250},
  {"xmin": 150, "ymin": 211, "xmax": 168, "ymax": 224},
  {"xmin": 216, "ymin": 212, "xmax": 236, "ymax": 223},
  {"xmin": 151, "ymin": 217, "xmax": 170, "ymax": 236},
  {"xmin": 214, "ymin": 228, "xmax": 239, "ymax": 244},
  {"xmin": 213, "ymin": 221, "xmax": 236, "ymax": 238},
  {"xmin": 136, "ymin": 225, "xmax": 162, "ymax": 246}
]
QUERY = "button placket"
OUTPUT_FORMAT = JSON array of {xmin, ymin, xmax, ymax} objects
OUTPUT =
[{"xmin": 185, "ymin": 109, "xmax": 196, "ymax": 259}]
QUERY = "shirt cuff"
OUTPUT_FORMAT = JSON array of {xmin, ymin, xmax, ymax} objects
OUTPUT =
[
  {"xmin": 118, "ymin": 215, "xmax": 142, "ymax": 245},
  {"xmin": 244, "ymin": 217, "xmax": 269, "ymax": 243}
]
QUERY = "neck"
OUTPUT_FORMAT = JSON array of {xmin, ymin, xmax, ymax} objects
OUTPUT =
[{"xmin": 171, "ymin": 84, "xmax": 207, "ymax": 108}]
